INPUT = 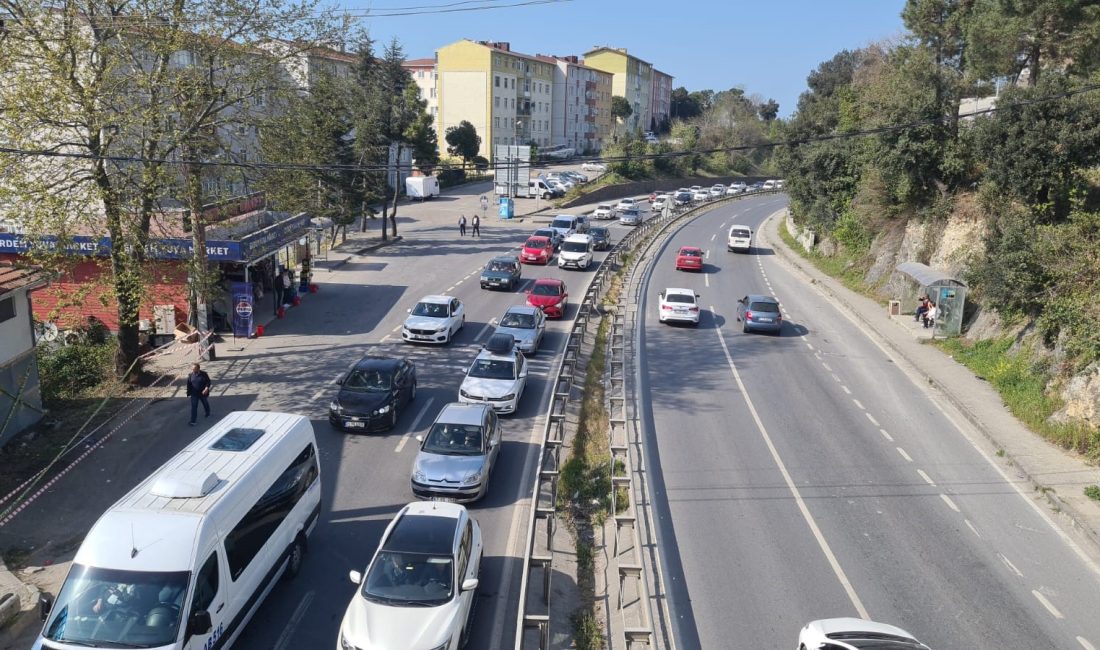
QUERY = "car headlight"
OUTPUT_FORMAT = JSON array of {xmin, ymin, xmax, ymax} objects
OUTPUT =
[
  {"xmin": 414, "ymin": 469, "xmax": 427, "ymax": 482},
  {"xmin": 501, "ymin": 393, "xmax": 516, "ymax": 401},
  {"xmin": 462, "ymin": 471, "xmax": 482, "ymax": 485},
  {"xmin": 481, "ymin": 275, "xmax": 490, "ymax": 282},
  {"xmin": 372, "ymin": 403, "xmax": 392, "ymax": 415},
  {"xmin": 434, "ymin": 324, "xmax": 448, "ymax": 333},
  {"xmin": 330, "ymin": 401, "xmax": 342, "ymax": 414}
]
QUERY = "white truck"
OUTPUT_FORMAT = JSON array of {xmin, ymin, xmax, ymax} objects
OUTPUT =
[{"xmin": 406, "ymin": 175, "xmax": 440, "ymax": 200}]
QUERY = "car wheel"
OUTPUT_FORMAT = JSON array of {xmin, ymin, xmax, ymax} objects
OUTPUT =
[
  {"xmin": 742, "ymin": 322, "xmax": 749, "ymax": 334},
  {"xmin": 284, "ymin": 533, "xmax": 306, "ymax": 581},
  {"xmin": 389, "ymin": 408, "xmax": 398, "ymax": 429}
]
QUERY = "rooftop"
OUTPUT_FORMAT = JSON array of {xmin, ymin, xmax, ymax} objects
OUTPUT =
[{"xmin": 0, "ymin": 263, "xmax": 48, "ymax": 297}]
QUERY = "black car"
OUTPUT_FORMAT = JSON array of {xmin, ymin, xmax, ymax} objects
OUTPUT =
[
  {"xmin": 589, "ymin": 226, "xmax": 611, "ymax": 251},
  {"xmin": 480, "ymin": 255, "xmax": 522, "ymax": 290},
  {"xmin": 533, "ymin": 227, "xmax": 563, "ymax": 251},
  {"xmin": 330, "ymin": 357, "xmax": 417, "ymax": 432}
]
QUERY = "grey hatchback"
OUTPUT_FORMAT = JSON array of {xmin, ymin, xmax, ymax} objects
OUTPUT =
[
  {"xmin": 736, "ymin": 294, "xmax": 782, "ymax": 334},
  {"xmin": 411, "ymin": 402, "xmax": 502, "ymax": 502}
]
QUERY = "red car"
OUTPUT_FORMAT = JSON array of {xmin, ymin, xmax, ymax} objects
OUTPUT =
[
  {"xmin": 675, "ymin": 246, "xmax": 704, "ymax": 271},
  {"xmin": 522, "ymin": 236, "xmax": 554, "ymax": 265},
  {"xmin": 526, "ymin": 278, "xmax": 568, "ymax": 318}
]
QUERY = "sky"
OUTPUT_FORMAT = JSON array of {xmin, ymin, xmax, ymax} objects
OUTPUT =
[{"xmin": 332, "ymin": 0, "xmax": 909, "ymax": 118}]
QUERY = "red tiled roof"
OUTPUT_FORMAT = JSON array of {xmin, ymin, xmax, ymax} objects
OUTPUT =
[
  {"xmin": 0, "ymin": 263, "xmax": 48, "ymax": 296},
  {"xmin": 403, "ymin": 58, "xmax": 435, "ymax": 67}
]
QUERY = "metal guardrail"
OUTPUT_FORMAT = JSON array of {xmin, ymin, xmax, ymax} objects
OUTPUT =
[{"xmin": 514, "ymin": 190, "xmax": 780, "ymax": 649}]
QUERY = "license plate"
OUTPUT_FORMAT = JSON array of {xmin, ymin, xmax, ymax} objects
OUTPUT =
[
  {"xmin": 345, "ymin": 421, "xmax": 365, "ymax": 428},
  {"xmin": 757, "ymin": 317, "xmax": 773, "ymax": 322},
  {"xmin": 432, "ymin": 497, "xmax": 457, "ymax": 503},
  {"xmin": 675, "ymin": 309, "xmax": 688, "ymax": 314}
]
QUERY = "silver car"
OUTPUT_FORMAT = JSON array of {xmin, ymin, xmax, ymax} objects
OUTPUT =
[
  {"xmin": 493, "ymin": 305, "xmax": 546, "ymax": 355},
  {"xmin": 619, "ymin": 208, "xmax": 642, "ymax": 226},
  {"xmin": 411, "ymin": 403, "xmax": 502, "ymax": 502}
]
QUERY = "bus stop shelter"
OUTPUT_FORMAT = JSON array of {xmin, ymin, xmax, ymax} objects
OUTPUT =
[{"xmin": 895, "ymin": 262, "xmax": 967, "ymax": 337}]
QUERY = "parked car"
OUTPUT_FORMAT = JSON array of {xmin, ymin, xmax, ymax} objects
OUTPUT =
[
  {"xmin": 727, "ymin": 225, "xmax": 752, "ymax": 253},
  {"xmin": 798, "ymin": 618, "xmax": 930, "ymax": 650},
  {"xmin": 494, "ymin": 305, "xmax": 546, "ymax": 355},
  {"xmin": 522, "ymin": 235, "xmax": 555, "ymax": 265},
  {"xmin": 527, "ymin": 178, "xmax": 560, "ymax": 199},
  {"xmin": 592, "ymin": 204, "xmax": 616, "ymax": 220},
  {"xmin": 674, "ymin": 246, "xmax": 704, "ymax": 272},
  {"xmin": 736, "ymin": 294, "xmax": 782, "ymax": 334},
  {"xmin": 725, "ymin": 185, "xmax": 742, "ymax": 196},
  {"xmin": 532, "ymin": 227, "xmax": 563, "ymax": 251},
  {"xmin": 562, "ymin": 170, "xmax": 588, "ymax": 183},
  {"xmin": 558, "ymin": 233, "xmax": 594, "ymax": 270},
  {"xmin": 692, "ymin": 188, "xmax": 711, "ymax": 201},
  {"xmin": 402, "ymin": 295, "xmax": 465, "ymax": 344},
  {"xmin": 526, "ymin": 278, "xmax": 568, "ymax": 318},
  {"xmin": 412, "ymin": 404, "xmax": 502, "ymax": 501},
  {"xmin": 616, "ymin": 197, "xmax": 639, "ymax": 212},
  {"xmin": 480, "ymin": 255, "xmax": 522, "ymax": 290},
  {"xmin": 589, "ymin": 226, "xmax": 611, "ymax": 251},
  {"xmin": 729, "ymin": 182, "xmax": 747, "ymax": 193},
  {"xmin": 581, "ymin": 161, "xmax": 607, "ymax": 172},
  {"xmin": 673, "ymin": 191, "xmax": 693, "ymax": 206},
  {"xmin": 546, "ymin": 178, "xmax": 570, "ymax": 195},
  {"xmin": 619, "ymin": 208, "xmax": 642, "ymax": 226},
  {"xmin": 763, "ymin": 179, "xmax": 778, "ymax": 190},
  {"xmin": 709, "ymin": 184, "xmax": 726, "ymax": 198},
  {"xmin": 337, "ymin": 501, "xmax": 482, "ymax": 650},
  {"xmin": 330, "ymin": 357, "xmax": 417, "ymax": 432},
  {"xmin": 658, "ymin": 288, "xmax": 701, "ymax": 325},
  {"xmin": 458, "ymin": 333, "xmax": 529, "ymax": 415}
]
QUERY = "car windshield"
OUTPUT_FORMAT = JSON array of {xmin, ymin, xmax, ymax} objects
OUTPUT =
[
  {"xmin": 344, "ymin": 368, "xmax": 392, "ymax": 392},
  {"xmin": 534, "ymin": 229, "xmax": 556, "ymax": 239},
  {"xmin": 486, "ymin": 261, "xmax": 516, "ymax": 273},
  {"xmin": 525, "ymin": 238, "xmax": 548, "ymax": 249},
  {"xmin": 362, "ymin": 551, "xmax": 454, "ymax": 606},
  {"xmin": 500, "ymin": 312, "xmax": 536, "ymax": 329},
  {"xmin": 562, "ymin": 241, "xmax": 588, "ymax": 253},
  {"xmin": 468, "ymin": 358, "xmax": 516, "ymax": 380},
  {"xmin": 590, "ymin": 228, "xmax": 608, "ymax": 237},
  {"xmin": 750, "ymin": 301, "xmax": 779, "ymax": 312},
  {"xmin": 732, "ymin": 229, "xmax": 751, "ymax": 238},
  {"xmin": 43, "ymin": 564, "xmax": 190, "ymax": 648},
  {"xmin": 551, "ymin": 218, "xmax": 574, "ymax": 230},
  {"xmin": 679, "ymin": 249, "xmax": 702, "ymax": 257},
  {"xmin": 532, "ymin": 283, "xmax": 561, "ymax": 296},
  {"xmin": 422, "ymin": 422, "xmax": 485, "ymax": 455},
  {"xmin": 597, "ymin": 205, "xmax": 611, "ymax": 211},
  {"xmin": 411, "ymin": 302, "xmax": 448, "ymax": 318},
  {"xmin": 666, "ymin": 294, "xmax": 695, "ymax": 304}
]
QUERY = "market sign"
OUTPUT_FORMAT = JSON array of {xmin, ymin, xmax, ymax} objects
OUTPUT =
[{"xmin": 1, "ymin": 233, "xmax": 242, "ymax": 262}]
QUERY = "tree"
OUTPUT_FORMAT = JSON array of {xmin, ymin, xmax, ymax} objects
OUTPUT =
[
  {"xmin": 758, "ymin": 99, "xmax": 780, "ymax": 121},
  {"xmin": 611, "ymin": 95, "xmax": 633, "ymax": 123},
  {"xmin": 670, "ymin": 87, "xmax": 704, "ymax": 120},
  {"xmin": 445, "ymin": 121, "xmax": 481, "ymax": 165}
]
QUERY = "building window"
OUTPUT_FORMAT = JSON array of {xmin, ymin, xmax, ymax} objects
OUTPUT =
[
  {"xmin": 0, "ymin": 296, "xmax": 14, "ymax": 324},
  {"xmin": 495, "ymin": 75, "xmax": 500, "ymax": 87},
  {"xmin": 430, "ymin": 88, "xmax": 436, "ymax": 98}
]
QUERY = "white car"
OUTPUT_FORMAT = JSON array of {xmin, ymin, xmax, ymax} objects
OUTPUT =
[
  {"xmin": 657, "ymin": 288, "xmax": 700, "ymax": 325},
  {"xmin": 725, "ymin": 185, "xmax": 741, "ymax": 196},
  {"xmin": 337, "ymin": 501, "xmax": 482, "ymax": 650},
  {"xmin": 651, "ymin": 195, "xmax": 668, "ymax": 211},
  {"xmin": 592, "ymin": 204, "xmax": 616, "ymax": 220},
  {"xmin": 402, "ymin": 295, "xmax": 465, "ymax": 344},
  {"xmin": 692, "ymin": 189, "xmax": 711, "ymax": 202},
  {"xmin": 730, "ymin": 182, "xmax": 747, "ymax": 193},
  {"xmin": 616, "ymin": 197, "xmax": 639, "ymax": 212},
  {"xmin": 798, "ymin": 618, "xmax": 930, "ymax": 650},
  {"xmin": 709, "ymin": 184, "xmax": 725, "ymax": 198},
  {"xmin": 581, "ymin": 161, "xmax": 607, "ymax": 172},
  {"xmin": 458, "ymin": 333, "xmax": 529, "ymax": 414},
  {"xmin": 546, "ymin": 178, "xmax": 571, "ymax": 194},
  {"xmin": 727, "ymin": 224, "xmax": 752, "ymax": 253}
]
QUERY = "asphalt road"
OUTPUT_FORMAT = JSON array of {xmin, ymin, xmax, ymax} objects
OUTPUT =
[
  {"xmin": 638, "ymin": 196, "xmax": 1100, "ymax": 649},
  {"xmin": 232, "ymin": 206, "xmax": 642, "ymax": 649}
]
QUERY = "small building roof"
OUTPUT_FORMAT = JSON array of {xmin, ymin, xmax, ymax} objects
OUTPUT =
[
  {"xmin": 0, "ymin": 263, "xmax": 48, "ymax": 298},
  {"xmin": 403, "ymin": 58, "xmax": 435, "ymax": 67},
  {"xmin": 896, "ymin": 262, "xmax": 967, "ymax": 288}
]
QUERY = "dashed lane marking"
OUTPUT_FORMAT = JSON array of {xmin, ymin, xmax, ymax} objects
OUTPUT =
[
  {"xmin": 880, "ymin": 428, "xmax": 894, "ymax": 442},
  {"xmin": 710, "ymin": 233, "xmax": 716, "ymax": 241},
  {"xmin": 310, "ymin": 388, "xmax": 325, "ymax": 402},
  {"xmin": 474, "ymin": 320, "xmax": 495, "ymax": 342},
  {"xmin": 965, "ymin": 519, "xmax": 982, "ymax": 538},
  {"xmin": 917, "ymin": 469, "xmax": 936, "ymax": 486},
  {"xmin": 896, "ymin": 447, "xmax": 912, "ymax": 462},
  {"xmin": 705, "ymin": 249, "xmax": 711, "ymax": 259},
  {"xmin": 1078, "ymin": 637, "xmax": 1096, "ymax": 650},
  {"xmin": 940, "ymin": 494, "xmax": 960, "ymax": 512},
  {"xmin": 381, "ymin": 334, "xmax": 391, "ymax": 343},
  {"xmin": 866, "ymin": 413, "xmax": 880, "ymax": 426},
  {"xmin": 704, "ymin": 274, "xmax": 709, "ymax": 288},
  {"xmin": 841, "ymin": 385, "xmax": 852, "ymax": 395},
  {"xmin": 807, "ymin": 343, "xmax": 814, "ymax": 350},
  {"xmin": 1000, "ymin": 553, "xmax": 1023, "ymax": 577},
  {"xmin": 446, "ymin": 285, "xmax": 456, "ymax": 292},
  {"xmin": 831, "ymin": 373, "xmax": 842, "ymax": 383},
  {"xmin": 395, "ymin": 397, "xmax": 436, "ymax": 453},
  {"xmin": 273, "ymin": 590, "xmax": 315, "ymax": 650},
  {"xmin": 821, "ymin": 362, "xmax": 832, "ymax": 372},
  {"xmin": 1032, "ymin": 590, "xmax": 1065, "ymax": 619},
  {"xmin": 391, "ymin": 325, "xmax": 401, "ymax": 333},
  {"xmin": 852, "ymin": 399, "xmax": 865, "ymax": 410}
]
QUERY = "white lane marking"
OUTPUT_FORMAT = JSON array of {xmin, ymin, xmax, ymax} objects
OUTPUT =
[
  {"xmin": 841, "ymin": 385, "xmax": 852, "ymax": 395},
  {"xmin": 446, "ymin": 285, "xmax": 456, "ymax": 292},
  {"xmin": 880, "ymin": 428, "xmax": 894, "ymax": 442},
  {"xmin": 821, "ymin": 362, "xmax": 832, "ymax": 372},
  {"xmin": 1032, "ymin": 590, "xmax": 1065, "ymax": 619},
  {"xmin": 999, "ymin": 553, "xmax": 1024, "ymax": 577},
  {"xmin": 474, "ymin": 320, "xmax": 495, "ymax": 342},
  {"xmin": 710, "ymin": 233, "xmax": 716, "ymax": 241},
  {"xmin": 940, "ymin": 494, "xmax": 960, "ymax": 512},
  {"xmin": 720, "ymin": 223, "xmax": 726, "ymax": 229},
  {"xmin": 965, "ymin": 519, "xmax": 982, "ymax": 538},
  {"xmin": 273, "ymin": 590, "xmax": 315, "ymax": 650},
  {"xmin": 395, "ymin": 397, "xmax": 436, "ymax": 453},
  {"xmin": 705, "ymin": 249, "xmax": 711, "ymax": 259},
  {"xmin": 710, "ymin": 307, "xmax": 869, "ymax": 619},
  {"xmin": 381, "ymin": 334, "xmax": 391, "ymax": 343},
  {"xmin": 831, "ymin": 373, "xmax": 842, "ymax": 383},
  {"xmin": 896, "ymin": 447, "xmax": 912, "ymax": 462},
  {"xmin": 392, "ymin": 325, "xmax": 401, "ymax": 333},
  {"xmin": 704, "ymin": 274, "xmax": 709, "ymax": 288},
  {"xmin": 917, "ymin": 469, "xmax": 936, "ymax": 486},
  {"xmin": 865, "ymin": 413, "xmax": 880, "ymax": 426},
  {"xmin": 1078, "ymin": 636, "xmax": 1096, "ymax": 650},
  {"xmin": 311, "ymin": 389, "xmax": 325, "ymax": 402},
  {"xmin": 806, "ymin": 342, "xmax": 814, "ymax": 350},
  {"xmin": 852, "ymin": 399, "xmax": 865, "ymax": 410}
]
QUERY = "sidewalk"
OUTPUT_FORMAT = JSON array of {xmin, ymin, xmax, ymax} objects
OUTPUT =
[{"xmin": 761, "ymin": 209, "xmax": 1100, "ymax": 553}]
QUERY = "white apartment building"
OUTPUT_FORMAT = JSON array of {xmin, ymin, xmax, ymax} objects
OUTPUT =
[
  {"xmin": 541, "ymin": 55, "xmax": 612, "ymax": 155},
  {"xmin": 403, "ymin": 58, "xmax": 438, "ymax": 122}
]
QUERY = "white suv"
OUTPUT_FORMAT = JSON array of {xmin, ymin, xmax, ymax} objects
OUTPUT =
[{"xmin": 558, "ymin": 233, "xmax": 594, "ymax": 270}]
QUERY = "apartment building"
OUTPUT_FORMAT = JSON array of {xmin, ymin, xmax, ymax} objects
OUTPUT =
[
  {"xmin": 402, "ymin": 58, "xmax": 438, "ymax": 122},
  {"xmin": 435, "ymin": 40, "xmax": 555, "ymax": 161},
  {"xmin": 583, "ymin": 47, "xmax": 654, "ymax": 135},
  {"xmin": 540, "ymin": 55, "xmax": 613, "ymax": 155},
  {"xmin": 650, "ymin": 68, "xmax": 673, "ymax": 131}
]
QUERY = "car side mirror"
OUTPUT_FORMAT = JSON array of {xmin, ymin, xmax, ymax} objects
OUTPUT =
[
  {"xmin": 695, "ymin": 293, "xmax": 700, "ymax": 298},
  {"xmin": 415, "ymin": 434, "xmax": 424, "ymax": 442},
  {"xmin": 188, "ymin": 610, "xmax": 213, "ymax": 636},
  {"xmin": 461, "ymin": 578, "xmax": 479, "ymax": 592},
  {"xmin": 39, "ymin": 593, "xmax": 53, "ymax": 622},
  {"xmin": 349, "ymin": 570, "xmax": 363, "ymax": 585},
  {"xmin": 406, "ymin": 308, "xmax": 412, "ymax": 313}
]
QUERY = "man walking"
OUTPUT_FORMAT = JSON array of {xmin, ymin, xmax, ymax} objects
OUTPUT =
[
  {"xmin": 458, "ymin": 214, "xmax": 467, "ymax": 236},
  {"xmin": 186, "ymin": 363, "xmax": 212, "ymax": 426},
  {"xmin": 472, "ymin": 214, "xmax": 481, "ymax": 237}
]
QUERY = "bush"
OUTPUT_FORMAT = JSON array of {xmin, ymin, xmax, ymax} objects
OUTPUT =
[
  {"xmin": 37, "ymin": 340, "xmax": 117, "ymax": 403},
  {"xmin": 471, "ymin": 155, "xmax": 489, "ymax": 172}
]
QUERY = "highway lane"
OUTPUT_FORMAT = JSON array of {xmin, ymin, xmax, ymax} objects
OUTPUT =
[
  {"xmin": 233, "ymin": 213, "xmax": 638, "ymax": 649},
  {"xmin": 638, "ymin": 196, "xmax": 1100, "ymax": 648}
]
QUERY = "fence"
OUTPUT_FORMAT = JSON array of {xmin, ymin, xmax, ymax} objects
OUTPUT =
[{"xmin": 514, "ymin": 189, "xmax": 781, "ymax": 649}]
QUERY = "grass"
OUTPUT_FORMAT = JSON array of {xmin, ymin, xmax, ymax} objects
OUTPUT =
[
  {"xmin": 1085, "ymin": 485, "xmax": 1100, "ymax": 502},
  {"xmin": 571, "ymin": 609, "xmax": 604, "ymax": 650},
  {"xmin": 558, "ymin": 317, "xmax": 612, "ymax": 519},
  {"xmin": 777, "ymin": 218, "xmax": 881, "ymax": 300},
  {"xmin": 935, "ymin": 337, "xmax": 1100, "ymax": 460}
]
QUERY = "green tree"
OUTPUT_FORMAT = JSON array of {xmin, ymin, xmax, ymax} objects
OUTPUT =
[
  {"xmin": 758, "ymin": 99, "xmax": 780, "ymax": 121},
  {"xmin": 445, "ymin": 121, "xmax": 481, "ymax": 165},
  {"xmin": 611, "ymin": 96, "xmax": 633, "ymax": 122},
  {"xmin": 670, "ymin": 87, "xmax": 704, "ymax": 120}
]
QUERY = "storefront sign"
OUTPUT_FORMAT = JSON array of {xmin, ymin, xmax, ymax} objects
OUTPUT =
[
  {"xmin": 239, "ymin": 213, "xmax": 313, "ymax": 263},
  {"xmin": 0, "ymin": 233, "xmax": 243, "ymax": 261},
  {"xmin": 231, "ymin": 281, "xmax": 253, "ymax": 338}
]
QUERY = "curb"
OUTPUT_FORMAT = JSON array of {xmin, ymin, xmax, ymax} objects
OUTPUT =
[
  {"xmin": 0, "ymin": 560, "xmax": 39, "ymax": 643},
  {"xmin": 761, "ymin": 211, "xmax": 1100, "ymax": 555}
]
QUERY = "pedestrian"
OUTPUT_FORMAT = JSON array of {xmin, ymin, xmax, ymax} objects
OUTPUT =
[
  {"xmin": 472, "ymin": 214, "xmax": 480, "ymax": 237},
  {"xmin": 923, "ymin": 302, "xmax": 938, "ymax": 329},
  {"xmin": 914, "ymin": 295, "xmax": 929, "ymax": 322},
  {"xmin": 186, "ymin": 363, "xmax": 212, "ymax": 426},
  {"xmin": 458, "ymin": 214, "xmax": 467, "ymax": 236},
  {"xmin": 480, "ymin": 194, "xmax": 489, "ymax": 216}
]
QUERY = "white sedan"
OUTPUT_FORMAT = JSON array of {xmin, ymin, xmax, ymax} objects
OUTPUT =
[
  {"xmin": 657, "ymin": 288, "xmax": 700, "ymax": 325},
  {"xmin": 337, "ymin": 501, "xmax": 482, "ymax": 650},
  {"xmin": 615, "ymin": 197, "xmax": 639, "ymax": 212},
  {"xmin": 402, "ymin": 295, "xmax": 465, "ymax": 344},
  {"xmin": 692, "ymin": 189, "xmax": 711, "ymax": 202},
  {"xmin": 581, "ymin": 161, "xmax": 607, "ymax": 172},
  {"xmin": 798, "ymin": 618, "xmax": 930, "ymax": 649},
  {"xmin": 458, "ymin": 334, "xmax": 529, "ymax": 414},
  {"xmin": 591, "ymin": 204, "xmax": 616, "ymax": 220}
]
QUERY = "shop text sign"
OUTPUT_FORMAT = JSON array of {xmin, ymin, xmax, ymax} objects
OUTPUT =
[{"xmin": 0, "ymin": 233, "xmax": 243, "ymax": 261}]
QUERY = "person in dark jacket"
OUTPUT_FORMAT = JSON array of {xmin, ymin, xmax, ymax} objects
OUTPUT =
[{"xmin": 186, "ymin": 363, "xmax": 212, "ymax": 426}]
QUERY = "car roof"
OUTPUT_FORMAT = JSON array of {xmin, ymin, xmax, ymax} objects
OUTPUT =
[
  {"xmin": 678, "ymin": 246, "xmax": 702, "ymax": 252},
  {"xmin": 435, "ymin": 401, "xmax": 491, "ymax": 425},
  {"xmin": 729, "ymin": 224, "xmax": 752, "ymax": 230},
  {"xmin": 589, "ymin": 226, "xmax": 608, "ymax": 232},
  {"xmin": 474, "ymin": 346, "xmax": 518, "ymax": 363},
  {"xmin": 418, "ymin": 294, "xmax": 453, "ymax": 304},
  {"xmin": 664, "ymin": 287, "xmax": 696, "ymax": 296},
  {"xmin": 533, "ymin": 228, "xmax": 555, "ymax": 235},
  {"xmin": 596, "ymin": 204, "xmax": 612, "ymax": 208},
  {"xmin": 564, "ymin": 233, "xmax": 591, "ymax": 242},
  {"xmin": 384, "ymin": 509, "xmax": 461, "ymax": 555},
  {"xmin": 533, "ymin": 277, "xmax": 564, "ymax": 286},
  {"xmin": 489, "ymin": 255, "xmax": 519, "ymax": 263},
  {"xmin": 526, "ymin": 235, "xmax": 549, "ymax": 243},
  {"xmin": 745, "ymin": 294, "xmax": 778, "ymax": 303},
  {"xmin": 353, "ymin": 356, "xmax": 403, "ymax": 371},
  {"xmin": 504, "ymin": 305, "xmax": 541, "ymax": 316}
]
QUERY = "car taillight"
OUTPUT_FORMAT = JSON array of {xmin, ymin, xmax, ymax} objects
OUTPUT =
[
  {"xmin": 689, "ymin": 306, "xmax": 699, "ymax": 312},
  {"xmin": 661, "ymin": 305, "xmax": 672, "ymax": 311},
  {"xmin": 745, "ymin": 310, "xmax": 753, "ymax": 320}
]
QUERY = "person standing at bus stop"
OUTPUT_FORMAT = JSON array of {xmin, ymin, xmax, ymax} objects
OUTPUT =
[{"xmin": 186, "ymin": 363, "xmax": 212, "ymax": 426}]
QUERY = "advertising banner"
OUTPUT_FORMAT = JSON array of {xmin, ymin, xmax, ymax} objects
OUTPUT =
[{"xmin": 231, "ymin": 281, "xmax": 254, "ymax": 338}]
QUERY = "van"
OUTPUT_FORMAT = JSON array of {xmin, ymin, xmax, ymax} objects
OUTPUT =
[
  {"xmin": 405, "ymin": 175, "xmax": 439, "ymax": 200},
  {"xmin": 527, "ymin": 179, "xmax": 557, "ymax": 199},
  {"xmin": 558, "ymin": 233, "xmax": 594, "ymax": 270},
  {"xmin": 549, "ymin": 214, "xmax": 581, "ymax": 240},
  {"xmin": 36, "ymin": 412, "xmax": 321, "ymax": 650},
  {"xmin": 728, "ymin": 225, "xmax": 753, "ymax": 253},
  {"xmin": 762, "ymin": 179, "xmax": 778, "ymax": 190}
]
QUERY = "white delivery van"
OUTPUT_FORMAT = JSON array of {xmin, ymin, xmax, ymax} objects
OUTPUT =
[
  {"xmin": 728, "ymin": 225, "xmax": 753, "ymax": 253},
  {"xmin": 406, "ymin": 175, "xmax": 440, "ymax": 200},
  {"xmin": 35, "ymin": 412, "xmax": 321, "ymax": 650},
  {"xmin": 527, "ymin": 179, "xmax": 556, "ymax": 199},
  {"xmin": 558, "ymin": 233, "xmax": 594, "ymax": 270}
]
